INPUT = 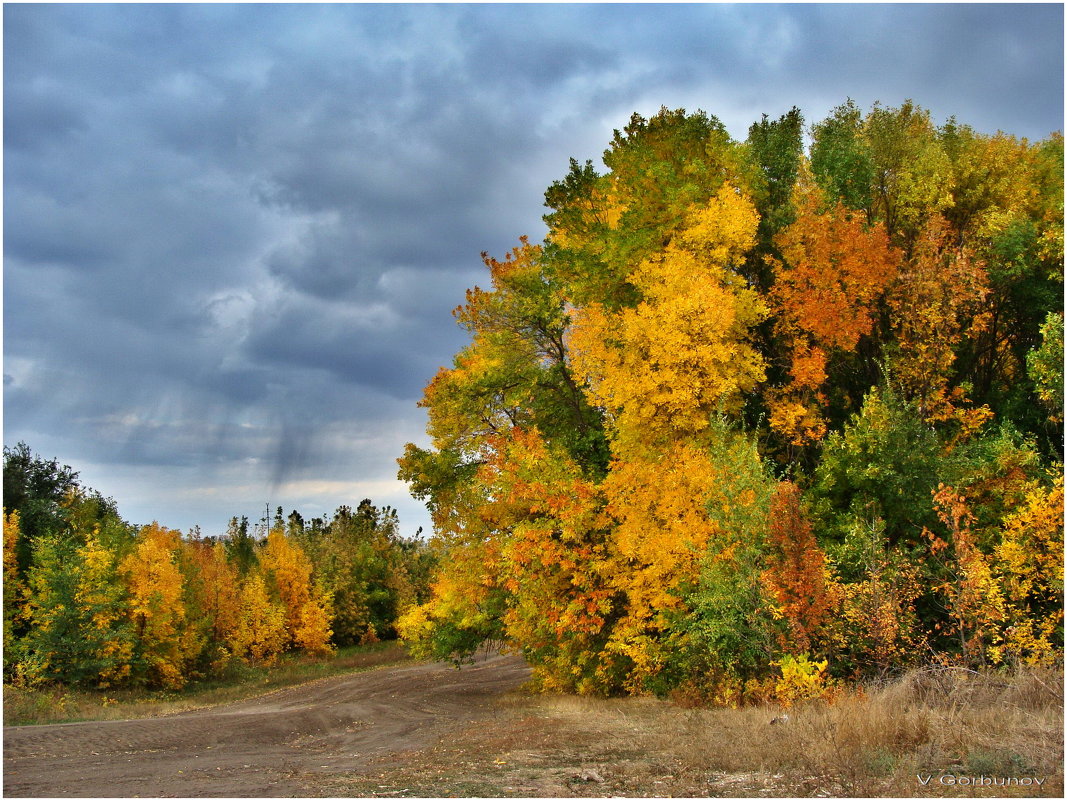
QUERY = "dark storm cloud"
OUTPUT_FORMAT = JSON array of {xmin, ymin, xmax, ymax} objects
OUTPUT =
[{"xmin": 4, "ymin": 3, "xmax": 1062, "ymax": 535}]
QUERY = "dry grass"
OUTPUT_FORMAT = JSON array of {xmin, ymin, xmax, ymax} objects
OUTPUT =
[
  {"xmin": 664, "ymin": 665, "xmax": 1063, "ymax": 796},
  {"xmin": 2, "ymin": 641, "xmax": 410, "ymax": 726},
  {"xmin": 323, "ymin": 664, "xmax": 1063, "ymax": 798},
  {"xmin": 638, "ymin": 664, "xmax": 1062, "ymax": 797}
]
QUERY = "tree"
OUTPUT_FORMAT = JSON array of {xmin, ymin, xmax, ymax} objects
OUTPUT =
[
  {"xmin": 886, "ymin": 215, "xmax": 992, "ymax": 436},
  {"xmin": 762, "ymin": 482, "xmax": 834, "ymax": 655},
  {"xmin": 260, "ymin": 527, "xmax": 332, "ymax": 655},
  {"xmin": 3, "ymin": 443, "xmax": 81, "ymax": 576},
  {"xmin": 4, "ymin": 511, "xmax": 23, "ymax": 677},
  {"xmin": 569, "ymin": 183, "xmax": 767, "ymax": 447},
  {"xmin": 991, "ymin": 475, "xmax": 1064, "ymax": 666},
  {"xmin": 862, "ymin": 100, "xmax": 952, "ymax": 248},
  {"xmin": 232, "ymin": 574, "xmax": 288, "ymax": 664},
  {"xmin": 810, "ymin": 386, "xmax": 942, "ymax": 549},
  {"xmin": 122, "ymin": 523, "xmax": 201, "ymax": 689},
  {"xmin": 183, "ymin": 538, "xmax": 242, "ymax": 671},
  {"xmin": 400, "ymin": 100, "xmax": 1065, "ymax": 704},
  {"xmin": 767, "ymin": 180, "xmax": 901, "ymax": 445},
  {"xmin": 1027, "ymin": 312, "xmax": 1064, "ymax": 423},
  {"xmin": 304, "ymin": 501, "xmax": 421, "ymax": 645},
  {"xmin": 746, "ymin": 106, "xmax": 805, "ymax": 270},
  {"xmin": 480, "ymin": 427, "xmax": 615, "ymax": 693},
  {"xmin": 923, "ymin": 486, "xmax": 1005, "ymax": 666},
  {"xmin": 224, "ymin": 515, "xmax": 257, "ymax": 575},
  {"xmin": 18, "ymin": 532, "xmax": 133, "ymax": 687},
  {"xmin": 544, "ymin": 107, "xmax": 751, "ymax": 309},
  {"xmin": 657, "ymin": 421, "xmax": 780, "ymax": 703},
  {"xmin": 810, "ymin": 99, "xmax": 875, "ymax": 216}
]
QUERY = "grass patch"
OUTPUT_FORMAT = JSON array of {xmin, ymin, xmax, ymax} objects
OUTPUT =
[{"xmin": 3, "ymin": 640, "xmax": 411, "ymax": 727}]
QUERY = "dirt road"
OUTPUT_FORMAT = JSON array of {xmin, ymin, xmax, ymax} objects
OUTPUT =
[{"xmin": 3, "ymin": 652, "xmax": 530, "ymax": 798}]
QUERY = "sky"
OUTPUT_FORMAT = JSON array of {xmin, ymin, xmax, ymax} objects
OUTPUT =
[{"xmin": 3, "ymin": 2, "xmax": 1064, "ymax": 539}]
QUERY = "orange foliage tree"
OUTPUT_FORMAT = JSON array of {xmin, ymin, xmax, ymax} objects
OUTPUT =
[
  {"xmin": 762, "ymin": 482, "xmax": 835, "ymax": 654},
  {"xmin": 768, "ymin": 182, "xmax": 900, "ymax": 445}
]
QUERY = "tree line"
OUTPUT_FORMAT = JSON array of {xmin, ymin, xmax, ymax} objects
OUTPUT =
[
  {"xmin": 3, "ymin": 442, "xmax": 434, "ymax": 689},
  {"xmin": 396, "ymin": 100, "xmax": 1063, "ymax": 704}
]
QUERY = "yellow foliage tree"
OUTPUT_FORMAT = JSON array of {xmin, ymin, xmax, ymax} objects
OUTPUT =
[
  {"xmin": 887, "ymin": 215, "xmax": 992, "ymax": 436},
  {"xmin": 185, "ymin": 539, "xmax": 243, "ymax": 668},
  {"xmin": 991, "ymin": 475, "xmax": 1064, "ymax": 666},
  {"xmin": 3, "ymin": 510, "xmax": 21, "ymax": 670},
  {"xmin": 294, "ymin": 592, "xmax": 335, "ymax": 657},
  {"xmin": 122, "ymin": 523, "xmax": 200, "ymax": 689},
  {"xmin": 599, "ymin": 442, "xmax": 724, "ymax": 689},
  {"xmin": 260, "ymin": 528, "xmax": 333, "ymax": 655},
  {"xmin": 569, "ymin": 183, "xmax": 767, "ymax": 447},
  {"xmin": 233, "ymin": 573, "xmax": 289, "ymax": 664}
]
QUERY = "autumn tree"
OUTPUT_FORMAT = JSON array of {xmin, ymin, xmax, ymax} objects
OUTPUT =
[
  {"xmin": 232, "ymin": 573, "xmax": 288, "ymax": 664},
  {"xmin": 4, "ymin": 511, "xmax": 23, "ymax": 677},
  {"xmin": 480, "ymin": 427, "xmax": 615, "ymax": 692},
  {"xmin": 400, "ymin": 101, "xmax": 1063, "ymax": 704},
  {"xmin": 762, "ymin": 482, "xmax": 835, "ymax": 655},
  {"xmin": 569, "ymin": 182, "xmax": 767, "ymax": 447},
  {"xmin": 17, "ymin": 532, "xmax": 134, "ymax": 687},
  {"xmin": 923, "ymin": 487, "xmax": 1005, "ymax": 666},
  {"xmin": 991, "ymin": 474, "xmax": 1064, "ymax": 666},
  {"xmin": 886, "ymin": 215, "xmax": 992, "ymax": 436},
  {"xmin": 544, "ymin": 107, "xmax": 752, "ymax": 309},
  {"xmin": 121, "ymin": 523, "xmax": 202, "ymax": 688},
  {"xmin": 183, "ymin": 538, "xmax": 242, "ymax": 671},
  {"xmin": 767, "ymin": 179, "xmax": 900, "ymax": 446},
  {"xmin": 260, "ymin": 527, "xmax": 333, "ymax": 656}
]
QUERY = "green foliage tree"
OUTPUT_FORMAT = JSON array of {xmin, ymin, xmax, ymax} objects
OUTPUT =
[
  {"xmin": 3, "ymin": 443, "xmax": 81, "ymax": 576},
  {"xmin": 1028, "ymin": 311, "xmax": 1064, "ymax": 423},
  {"xmin": 746, "ymin": 106, "xmax": 805, "ymax": 268},
  {"xmin": 17, "ymin": 532, "xmax": 134, "ymax": 687}
]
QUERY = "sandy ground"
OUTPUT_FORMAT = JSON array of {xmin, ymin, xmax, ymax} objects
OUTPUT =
[{"xmin": 3, "ymin": 652, "xmax": 530, "ymax": 798}]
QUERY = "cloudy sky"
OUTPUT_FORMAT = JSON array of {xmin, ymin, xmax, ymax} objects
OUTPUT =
[{"xmin": 3, "ymin": 2, "xmax": 1063, "ymax": 537}]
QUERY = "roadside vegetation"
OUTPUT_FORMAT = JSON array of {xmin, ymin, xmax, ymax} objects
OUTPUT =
[
  {"xmin": 3, "ymin": 441, "xmax": 433, "ymax": 695},
  {"xmin": 3, "ymin": 640, "xmax": 409, "ymax": 726}
]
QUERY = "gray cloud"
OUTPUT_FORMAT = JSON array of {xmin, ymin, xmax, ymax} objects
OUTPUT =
[{"xmin": 4, "ymin": 3, "xmax": 1062, "ymax": 537}]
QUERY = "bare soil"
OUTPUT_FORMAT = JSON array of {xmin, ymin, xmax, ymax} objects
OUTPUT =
[{"xmin": 3, "ymin": 652, "xmax": 531, "ymax": 798}]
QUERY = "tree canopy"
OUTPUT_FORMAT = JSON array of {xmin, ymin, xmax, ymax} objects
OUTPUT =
[{"xmin": 398, "ymin": 101, "xmax": 1063, "ymax": 702}]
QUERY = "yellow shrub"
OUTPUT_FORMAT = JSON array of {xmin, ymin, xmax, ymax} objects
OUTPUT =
[{"xmin": 774, "ymin": 653, "xmax": 830, "ymax": 706}]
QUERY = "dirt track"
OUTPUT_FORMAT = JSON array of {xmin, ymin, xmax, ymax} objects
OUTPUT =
[{"xmin": 3, "ymin": 653, "xmax": 531, "ymax": 798}]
